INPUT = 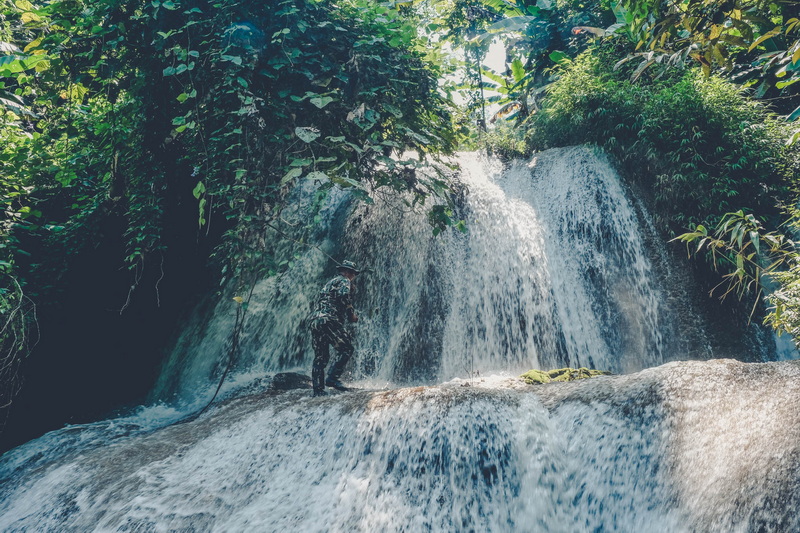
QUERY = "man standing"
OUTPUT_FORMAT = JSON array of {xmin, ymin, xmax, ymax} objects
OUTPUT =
[{"xmin": 309, "ymin": 260, "xmax": 361, "ymax": 396}]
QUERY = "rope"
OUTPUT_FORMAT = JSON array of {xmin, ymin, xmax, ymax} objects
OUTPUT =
[
  {"xmin": 170, "ymin": 217, "xmax": 368, "ymax": 427},
  {"xmin": 171, "ymin": 278, "xmax": 256, "ymax": 426}
]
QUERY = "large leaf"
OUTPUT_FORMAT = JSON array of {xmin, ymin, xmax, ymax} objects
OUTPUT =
[
  {"xmin": 309, "ymin": 96, "xmax": 334, "ymax": 109},
  {"xmin": 748, "ymin": 27, "xmax": 782, "ymax": 52},
  {"xmin": 0, "ymin": 97, "xmax": 36, "ymax": 117},
  {"xmin": 511, "ymin": 58, "xmax": 525, "ymax": 83},
  {"xmin": 295, "ymin": 127, "xmax": 321, "ymax": 143}
]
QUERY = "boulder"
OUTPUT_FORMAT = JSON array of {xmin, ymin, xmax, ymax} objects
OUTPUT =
[{"xmin": 270, "ymin": 372, "xmax": 313, "ymax": 390}]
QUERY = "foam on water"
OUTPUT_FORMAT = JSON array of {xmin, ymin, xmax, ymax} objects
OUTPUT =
[
  {"xmin": 2, "ymin": 147, "xmax": 797, "ymax": 532},
  {"xmin": 2, "ymin": 360, "xmax": 798, "ymax": 532}
]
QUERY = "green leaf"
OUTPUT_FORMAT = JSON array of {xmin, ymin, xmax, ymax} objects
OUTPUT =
[
  {"xmin": 748, "ymin": 27, "xmax": 781, "ymax": 52},
  {"xmin": 281, "ymin": 167, "xmax": 303, "ymax": 184},
  {"xmin": 295, "ymin": 127, "xmax": 321, "ymax": 143},
  {"xmin": 511, "ymin": 58, "xmax": 525, "ymax": 83},
  {"xmin": 21, "ymin": 12, "xmax": 42, "ymax": 24},
  {"xmin": 383, "ymin": 104, "xmax": 403, "ymax": 118},
  {"xmin": 306, "ymin": 171, "xmax": 329, "ymax": 181},
  {"xmin": 310, "ymin": 96, "xmax": 335, "ymax": 109},
  {"xmin": 221, "ymin": 55, "xmax": 243, "ymax": 65},
  {"xmin": 198, "ymin": 197, "xmax": 207, "ymax": 227},
  {"xmin": 331, "ymin": 175, "xmax": 363, "ymax": 188},
  {"xmin": 192, "ymin": 181, "xmax": 205, "ymax": 199}
]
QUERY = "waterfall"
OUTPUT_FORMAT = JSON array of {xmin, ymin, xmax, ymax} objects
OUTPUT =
[
  {"xmin": 346, "ymin": 146, "xmax": 681, "ymax": 381},
  {"xmin": 1, "ymin": 147, "xmax": 797, "ymax": 532},
  {"xmin": 152, "ymin": 146, "xmax": 703, "ymax": 406}
]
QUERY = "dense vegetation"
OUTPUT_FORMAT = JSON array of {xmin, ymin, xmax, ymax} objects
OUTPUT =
[
  {"xmin": 0, "ymin": 0, "xmax": 798, "ymax": 446},
  {"xmin": 0, "ymin": 0, "xmax": 459, "ymax": 445},
  {"xmin": 450, "ymin": 0, "xmax": 798, "ymax": 331}
]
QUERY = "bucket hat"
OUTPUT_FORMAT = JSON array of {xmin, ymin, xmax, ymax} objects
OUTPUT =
[{"xmin": 337, "ymin": 260, "xmax": 361, "ymax": 274}]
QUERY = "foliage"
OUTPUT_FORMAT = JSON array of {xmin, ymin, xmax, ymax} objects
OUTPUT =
[
  {"xmin": 440, "ymin": 0, "xmax": 614, "ymax": 130},
  {"xmin": 764, "ymin": 255, "xmax": 800, "ymax": 340},
  {"xmin": 612, "ymin": 0, "xmax": 800, "ymax": 119},
  {"xmin": 674, "ymin": 210, "xmax": 792, "ymax": 302},
  {"xmin": 446, "ymin": 0, "xmax": 799, "ymax": 151},
  {"xmin": 0, "ymin": 0, "xmax": 460, "ymax": 293},
  {"xmin": 527, "ymin": 48, "xmax": 798, "ymax": 231},
  {"xmin": 673, "ymin": 209, "xmax": 800, "ymax": 344},
  {"xmin": 478, "ymin": 118, "xmax": 529, "ymax": 158},
  {"xmin": 0, "ymin": 273, "xmax": 37, "ymax": 411}
]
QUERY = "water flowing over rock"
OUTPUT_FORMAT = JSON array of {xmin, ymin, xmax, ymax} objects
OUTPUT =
[
  {"xmin": 1, "ymin": 360, "xmax": 798, "ymax": 532},
  {"xmin": 151, "ymin": 147, "xmax": 715, "ymax": 406},
  {"xmin": 1, "ymin": 147, "xmax": 797, "ymax": 532}
]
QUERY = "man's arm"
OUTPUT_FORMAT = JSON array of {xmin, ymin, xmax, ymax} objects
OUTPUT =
[
  {"xmin": 345, "ymin": 281, "xmax": 357, "ymax": 322},
  {"xmin": 335, "ymin": 277, "xmax": 358, "ymax": 323}
]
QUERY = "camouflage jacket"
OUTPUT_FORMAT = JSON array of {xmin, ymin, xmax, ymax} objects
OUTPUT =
[{"xmin": 309, "ymin": 275, "xmax": 356, "ymax": 328}]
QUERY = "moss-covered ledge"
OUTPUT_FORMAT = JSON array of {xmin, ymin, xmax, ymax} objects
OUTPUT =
[{"xmin": 520, "ymin": 367, "xmax": 611, "ymax": 385}]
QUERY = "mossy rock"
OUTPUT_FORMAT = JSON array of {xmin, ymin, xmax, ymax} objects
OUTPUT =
[{"xmin": 520, "ymin": 367, "xmax": 611, "ymax": 385}]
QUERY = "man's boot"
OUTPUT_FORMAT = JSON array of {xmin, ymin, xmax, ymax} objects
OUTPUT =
[
  {"xmin": 325, "ymin": 378, "xmax": 348, "ymax": 391},
  {"xmin": 312, "ymin": 365, "xmax": 326, "ymax": 396}
]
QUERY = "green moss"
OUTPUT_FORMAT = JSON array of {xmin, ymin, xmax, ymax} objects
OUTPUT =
[{"xmin": 520, "ymin": 367, "xmax": 611, "ymax": 385}]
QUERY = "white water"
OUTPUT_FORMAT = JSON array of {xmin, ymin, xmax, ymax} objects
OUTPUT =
[
  {"xmin": 347, "ymin": 148, "xmax": 672, "ymax": 381},
  {"xmin": 1, "ymin": 360, "xmax": 798, "ymax": 532},
  {"xmin": 1, "ymin": 147, "xmax": 797, "ymax": 532},
  {"xmin": 152, "ymin": 147, "xmax": 698, "ymax": 405}
]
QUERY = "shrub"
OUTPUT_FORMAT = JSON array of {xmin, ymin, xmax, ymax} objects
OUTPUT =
[{"xmin": 527, "ymin": 47, "xmax": 798, "ymax": 233}]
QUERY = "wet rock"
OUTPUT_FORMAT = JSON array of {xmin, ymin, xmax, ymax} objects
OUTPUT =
[
  {"xmin": 270, "ymin": 372, "xmax": 312, "ymax": 390},
  {"xmin": 520, "ymin": 367, "xmax": 611, "ymax": 385}
]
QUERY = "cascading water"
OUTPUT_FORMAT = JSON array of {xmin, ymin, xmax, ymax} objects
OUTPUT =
[
  {"xmin": 346, "ymin": 146, "xmax": 686, "ymax": 381},
  {"xmin": 1, "ymin": 147, "xmax": 797, "ymax": 532},
  {"xmin": 2, "ymin": 360, "xmax": 798, "ymax": 532},
  {"xmin": 152, "ymin": 146, "xmax": 705, "ymax": 405}
]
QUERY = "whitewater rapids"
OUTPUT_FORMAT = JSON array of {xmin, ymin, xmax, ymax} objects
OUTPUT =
[{"xmin": 1, "ymin": 359, "xmax": 798, "ymax": 532}]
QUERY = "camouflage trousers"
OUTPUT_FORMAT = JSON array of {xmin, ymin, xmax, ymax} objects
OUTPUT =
[{"xmin": 311, "ymin": 319, "xmax": 354, "ymax": 392}]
